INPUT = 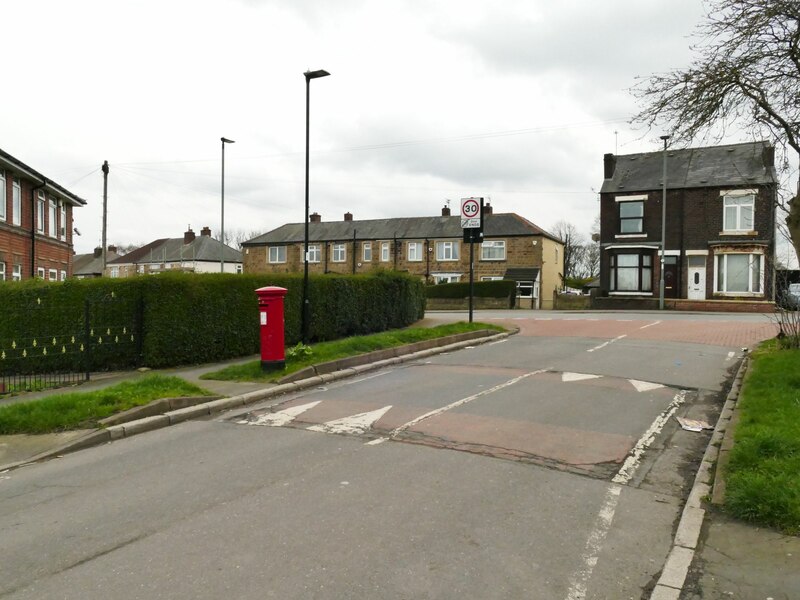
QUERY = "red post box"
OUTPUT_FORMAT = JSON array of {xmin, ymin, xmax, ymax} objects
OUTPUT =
[{"xmin": 255, "ymin": 286, "xmax": 288, "ymax": 371}]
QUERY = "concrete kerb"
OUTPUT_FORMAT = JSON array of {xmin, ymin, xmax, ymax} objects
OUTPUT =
[
  {"xmin": 649, "ymin": 355, "xmax": 751, "ymax": 599},
  {"xmin": 1, "ymin": 327, "xmax": 517, "ymax": 471}
]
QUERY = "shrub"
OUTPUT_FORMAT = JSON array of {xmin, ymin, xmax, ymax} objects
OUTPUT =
[{"xmin": 425, "ymin": 280, "xmax": 516, "ymax": 300}]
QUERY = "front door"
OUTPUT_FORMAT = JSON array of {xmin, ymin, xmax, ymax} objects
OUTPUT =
[
  {"xmin": 687, "ymin": 256, "xmax": 706, "ymax": 300},
  {"xmin": 664, "ymin": 256, "xmax": 679, "ymax": 299}
]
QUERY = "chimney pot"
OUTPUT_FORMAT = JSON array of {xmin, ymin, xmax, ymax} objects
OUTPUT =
[
  {"xmin": 603, "ymin": 153, "xmax": 617, "ymax": 179},
  {"xmin": 310, "ymin": 212, "xmax": 322, "ymax": 223},
  {"xmin": 108, "ymin": 245, "xmax": 117, "ymax": 254},
  {"xmin": 200, "ymin": 226, "xmax": 212, "ymax": 237},
  {"xmin": 441, "ymin": 205, "xmax": 451, "ymax": 217},
  {"xmin": 344, "ymin": 212, "xmax": 353, "ymax": 221},
  {"xmin": 93, "ymin": 247, "xmax": 102, "ymax": 258},
  {"xmin": 184, "ymin": 228, "xmax": 196, "ymax": 244},
  {"xmin": 483, "ymin": 203, "xmax": 493, "ymax": 215}
]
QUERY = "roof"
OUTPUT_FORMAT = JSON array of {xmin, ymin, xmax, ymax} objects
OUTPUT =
[
  {"xmin": 108, "ymin": 235, "xmax": 242, "ymax": 265},
  {"xmin": 244, "ymin": 213, "xmax": 562, "ymax": 246},
  {"xmin": 0, "ymin": 147, "xmax": 88, "ymax": 206},
  {"xmin": 600, "ymin": 141, "xmax": 777, "ymax": 194},
  {"xmin": 73, "ymin": 251, "xmax": 121, "ymax": 276},
  {"xmin": 504, "ymin": 268, "xmax": 540, "ymax": 282}
]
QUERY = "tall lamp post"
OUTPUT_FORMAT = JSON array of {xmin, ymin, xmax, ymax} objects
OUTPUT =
[
  {"xmin": 220, "ymin": 137, "xmax": 235, "ymax": 273},
  {"xmin": 302, "ymin": 69, "xmax": 330, "ymax": 344},
  {"xmin": 658, "ymin": 134, "xmax": 670, "ymax": 310}
]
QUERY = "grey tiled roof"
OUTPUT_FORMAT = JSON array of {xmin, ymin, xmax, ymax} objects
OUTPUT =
[
  {"xmin": 73, "ymin": 251, "xmax": 121, "ymax": 276},
  {"xmin": 244, "ymin": 213, "xmax": 561, "ymax": 246},
  {"xmin": 600, "ymin": 141, "xmax": 777, "ymax": 194},
  {"xmin": 108, "ymin": 235, "xmax": 242, "ymax": 265}
]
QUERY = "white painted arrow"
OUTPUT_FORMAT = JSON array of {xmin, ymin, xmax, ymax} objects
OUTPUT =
[
  {"xmin": 628, "ymin": 379, "xmax": 665, "ymax": 393},
  {"xmin": 562, "ymin": 372, "xmax": 602, "ymax": 382},
  {"xmin": 308, "ymin": 405, "xmax": 393, "ymax": 436},
  {"xmin": 246, "ymin": 401, "xmax": 322, "ymax": 426}
]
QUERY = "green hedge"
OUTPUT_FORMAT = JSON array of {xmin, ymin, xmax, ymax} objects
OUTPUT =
[
  {"xmin": 0, "ymin": 271, "xmax": 425, "ymax": 373},
  {"xmin": 425, "ymin": 280, "xmax": 516, "ymax": 300}
]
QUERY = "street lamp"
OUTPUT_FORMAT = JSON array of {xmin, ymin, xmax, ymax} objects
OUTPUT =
[
  {"xmin": 220, "ymin": 136, "xmax": 235, "ymax": 273},
  {"xmin": 658, "ymin": 134, "xmax": 670, "ymax": 310},
  {"xmin": 302, "ymin": 69, "xmax": 330, "ymax": 344}
]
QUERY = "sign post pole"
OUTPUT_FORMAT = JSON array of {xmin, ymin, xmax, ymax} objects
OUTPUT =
[
  {"xmin": 469, "ymin": 229, "xmax": 474, "ymax": 323},
  {"xmin": 460, "ymin": 197, "xmax": 484, "ymax": 324}
]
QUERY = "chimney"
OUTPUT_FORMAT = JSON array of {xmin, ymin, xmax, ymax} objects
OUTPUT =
[
  {"xmin": 344, "ymin": 212, "xmax": 353, "ymax": 221},
  {"xmin": 200, "ymin": 226, "xmax": 212, "ymax": 237},
  {"xmin": 603, "ymin": 153, "xmax": 616, "ymax": 179},
  {"xmin": 441, "ymin": 205, "xmax": 451, "ymax": 217},
  {"xmin": 310, "ymin": 212, "xmax": 322, "ymax": 223},
  {"xmin": 483, "ymin": 203, "xmax": 493, "ymax": 215},
  {"xmin": 93, "ymin": 247, "xmax": 102, "ymax": 258},
  {"xmin": 184, "ymin": 228, "xmax": 196, "ymax": 244},
  {"xmin": 108, "ymin": 245, "xmax": 117, "ymax": 254},
  {"xmin": 762, "ymin": 144, "xmax": 775, "ymax": 168}
]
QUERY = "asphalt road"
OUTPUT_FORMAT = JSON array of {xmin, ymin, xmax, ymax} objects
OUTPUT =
[{"xmin": 0, "ymin": 311, "xmax": 778, "ymax": 599}]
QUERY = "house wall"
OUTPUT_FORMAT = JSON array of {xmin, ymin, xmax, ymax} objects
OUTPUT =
[
  {"xmin": 538, "ymin": 237, "xmax": 563, "ymax": 310},
  {"xmin": 0, "ymin": 170, "xmax": 74, "ymax": 281},
  {"xmin": 105, "ymin": 261, "xmax": 242, "ymax": 277}
]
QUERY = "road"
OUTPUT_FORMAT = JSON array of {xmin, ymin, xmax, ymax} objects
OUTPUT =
[{"xmin": 0, "ymin": 311, "xmax": 777, "ymax": 599}]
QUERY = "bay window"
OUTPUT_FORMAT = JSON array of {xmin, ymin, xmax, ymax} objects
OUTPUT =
[
  {"xmin": 609, "ymin": 252, "xmax": 653, "ymax": 293},
  {"xmin": 715, "ymin": 253, "xmax": 763, "ymax": 294}
]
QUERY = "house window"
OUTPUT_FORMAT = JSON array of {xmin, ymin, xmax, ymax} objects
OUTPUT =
[
  {"xmin": 136, "ymin": 265, "xmax": 145, "ymax": 274},
  {"xmin": 235, "ymin": 264, "xmax": 243, "ymax": 274},
  {"xmin": 12, "ymin": 264, "xmax": 21, "ymax": 281},
  {"xmin": 268, "ymin": 246, "xmax": 286, "ymax": 263},
  {"xmin": 517, "ymin": 281, "xmax": 534, "ymax": 298},
  {"xmin": 60, "ymin": 270, "xmax": 67, "ymax": 281},
  {"xmin": 381, "ymin": 242, "xmax": 390, "ymax": 262},
  {"xmin": 715, "ymin": 253, "xmax": 763, "ymax": 294},
  {"xmin": 481, "ymin": 240, "xmax": 506, "ymax": 260},
  {"xmin": 12, "ymin": 178, "xmax": 21, "ymax": 226},
  {"xmin": 481, "ymin": 276, "xmax": 504, "ymax": 281},
  {"xmin": 435, "ymin": 241, "xmax": 459, "ymax": 261},
  {"xmin": 332, "ymin": 243, "xmax": 346, "ymax": 262},
  {"xmin": 48, "ymin": 200, "xmax": 57, "ymax": 237},
  {"xmin": 723, "ymin": 194, "xmax": 754, "ymax": 232},
  {"xmin": 432, "ymin": 273, "xmax": 461, "ymax": 284},
  {"xmin": 37, "ymin": 191, "xmax": 45, "ymax": 233},
  {"xmin": 59, "ymin": 201, "xmax": 67, "ymax": 239},
  {"xmin": 619, "ymin": 200, "xmax": 644, "ymax": 234},
  {"xmin": 0, "ymin": 262, "xmax": 5, "ymax": 281},
  {"xmin": 37, "ymin": 267, "xmax": 45, "ymax": 279},
  {"xmin": 407, "ymin": 242, "xmax": 423, "ymax": 262},
  {"xmin": 0, "ymin": 170, "xmax": 5, "ymax": 221},
  {"xmin": 308, "ymin": 244, "xmax": 321, "ymax": 263},
  {"xmin": 363, "ymin": 242, "xmax": 372, "ymax": 262},
  {"xmin": 110, "ymin": 267, "xmax": 119, "ymax": 278},
  {"xmin": 609, "ymin": 252, "xmax": 652, "ymax": 292}
]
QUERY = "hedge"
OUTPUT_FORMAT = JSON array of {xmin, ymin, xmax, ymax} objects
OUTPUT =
[
  {"xmin": 425, "ymin": 280, "xmax": 516, "ymax": 300},
  {"xmin": 0, "ymin": 271, "xmax": 425, "ymax": 374}
]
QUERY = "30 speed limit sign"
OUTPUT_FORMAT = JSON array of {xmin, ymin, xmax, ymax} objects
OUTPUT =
[{"xmin": 460, "ymin": 197, "xmax": 481, "ymax": 228}]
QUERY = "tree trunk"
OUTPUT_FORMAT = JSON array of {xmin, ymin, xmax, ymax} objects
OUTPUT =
[{"xmin": 788, "ymin": 191, "xmax": 800, "ymax": 265}]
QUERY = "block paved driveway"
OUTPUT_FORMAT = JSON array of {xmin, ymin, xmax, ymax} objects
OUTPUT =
[{"xmin": 0, "ymin": 311, "xmax": 778, "ymax": 600}]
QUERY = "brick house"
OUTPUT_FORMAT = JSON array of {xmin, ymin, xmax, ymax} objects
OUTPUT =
[
  {"xmin": 598, "ymin": 141, "xmax": 777, "ymax": 309},
  {"xmin": 242, "ymin": 205, "xmax": 564, "ymax": 309},
  {"xmin": 0, "ymin": 148, "xmax": 86, "ymax": 282},
  {"xmin": 106, "ymin": 226, "xmax": 243, "ymax": 277},
  {"xmin": 73, "ymin": 246, "xmax": 121, "ymax": 278}
]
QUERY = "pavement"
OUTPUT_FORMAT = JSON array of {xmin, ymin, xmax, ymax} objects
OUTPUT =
[{"xmin": 1, "ymin": 313, "xmax": 797, "ymax": 600}]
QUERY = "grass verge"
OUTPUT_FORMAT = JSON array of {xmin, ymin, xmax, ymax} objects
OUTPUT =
[
  {"xmin": 0, "ymin": 375, "xmax": 213, "ymax": 435},
  {"xmin": 201, "ymin": 321, "xmax": 505, "ymax": 383},
  {"xmin": 724, "ymin": 339, "xmax": 800, "ymax": 535}
]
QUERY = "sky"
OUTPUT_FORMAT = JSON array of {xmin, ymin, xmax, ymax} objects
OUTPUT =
[{"xmin": 3, "ymin": 0, "xmax": 797, "ymax": 265}]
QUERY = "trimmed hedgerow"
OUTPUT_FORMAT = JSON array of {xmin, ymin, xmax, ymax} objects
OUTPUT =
[
  {"xmin": 0, "ymin": 271, "xmax": 425, "ymax": 372},
  {"xmin": 425, "ymin": 280, "xmax": 516, "ymax": 300}
]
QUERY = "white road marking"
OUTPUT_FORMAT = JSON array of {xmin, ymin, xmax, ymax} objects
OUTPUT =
[
  {"xmin": 726, "ymin": 351, "xmax": 735, "ymax": 361},
  {"xmin": 639, "ymin": 320, "xmax": 662, "ymax": 330},
  {"xmin": 348, "ymin": 371, "xmax": 390, "ymax": 385},
  {"xmin": 616, "ymin": 319, "xmax": 633, "ymax": 322},
  {"xmin": 364, "ymin": 437, "xmax": 387, "ymax": 445},
  {"xmin": 586, "ymin": 334, "xmax": 626, "ymax": 353},
  {"xmin": 535, "ymin": 318, "xmax": 553, "ymax": 321},
  {"xmin": 242, "ymin": 401, "xmax": 322, "ymax": 426},
  {"xmin": 628, "ymin": 379, "xmax": 665, "ymax": 393},
  {"xmin": 612, "ymin": 390, "xmax": 688, "ymax": 485},
  {"xmin": 388, "ymin": 369, "xmax": 549, "ymax": 437},
  {"xmin": 562, "ymin": 372, "xmax": 602, "ymax": 382},
  {"xmin": 487, "ymin": 339, "xmax": 508, "ymax": 346},
  {"xmin": 307, "ymin": 405, "xmax": 393, "ymax": 436},
  {"xmin": 564, "ymin": 484, "xmax": 622, "ymax": 600}
]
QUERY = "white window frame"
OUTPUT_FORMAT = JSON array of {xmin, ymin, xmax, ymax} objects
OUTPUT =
[
  {"xmin": 37, "ymin": 267, "xmax": 45, "ymax": 279},
  {"xmin": 268, "ymin": 246, "xmax": 287, "ymax": 263},
  {"xmin": 60, "ymin": 270, "xmax": 67, "ymax": 281},
  {"xmin": 380, "ymin": 241, "xmax": 390, "ymax": 262},
  {"xmin": 0, "ymin": 170, "xmax": 5, "ymax": 221},
  {"xmin": 0, "ymin": 262, "xmax": 5, "ymax": 281},
  {"xmin": 517, "ymin": 280, "xmax": 534, "ymax": 298},
  {"xmin": 235, "ymin": 264, "xmax": 243, "ymax": 274},
  {"xmin": 617, "ymin": 196, "xmax": 645, "ymax": 234},
  {"xmin": 110, "ymin": 266, "xmax": 119, "ymax": 278},
  {"xmin": 48, "ymin": 200, "xmax": 57, "ymax": 237},
  {"xmin": 362, "ymin": 242, "xmax": 372, "ymax": 262},
  {"xmin": 481, "ymin": 276, "xmax": 504, "ymax": 281},
  {"xmin": 307, "ymin": 244, "xmax": 321, "ymax": 263},
  {"xmin": 12, "ymin": 264, "xmax": 21, "ymax": 281},
  {"xmin": 713, "ymin": 252, "xmax": 764, "ymax": 295},
  {"xmin": 480, "ymin": 240, "xmax": 506, "ymax": 261},
  {"xmin": 407, "ymin": 241, "xmax": 423, "ymax": 262},
  {"xmin": 432, "ymin": 273, "xmax": 461, "ymax": 284},
  {"xmin": 435, "ymin": 241, "xmax": 459, "ymax": 261},
  {"xmin": 332, "ymin": 243, "xmax": 346, "ymax": 263},
  {"xmin": 59, "ymin": 201, "xmax": 67, "ymax": 240},
  {"xmin": 12, "ymin": 178, "xmax": 21, "ymax": 226},
  {"xmin": 37, "ymin": 191, "xmax": 45, "ymax": 233},
  {"xmin": 722, "ymin": 192, "xmax": 755, "ymax": 232}
]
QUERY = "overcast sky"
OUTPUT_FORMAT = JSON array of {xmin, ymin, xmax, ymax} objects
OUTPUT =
[{"xmin": 4, "ymin": 0, "xmax": 795, "ymax": 264}]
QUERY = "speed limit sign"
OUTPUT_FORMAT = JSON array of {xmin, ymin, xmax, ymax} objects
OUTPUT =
[{"xmin": 460, "ymin": 197, "xmax": 481, "ymax": 228}]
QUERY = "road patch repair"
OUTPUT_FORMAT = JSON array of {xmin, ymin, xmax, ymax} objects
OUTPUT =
[{"xmin": 0, "ymin": 328, "xmax": 514, "ymax": 473}]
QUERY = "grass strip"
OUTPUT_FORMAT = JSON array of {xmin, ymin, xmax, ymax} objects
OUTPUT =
[
  {"xmin": 201, "ymin": 321, "xmax": 505, "ymax": 383},
  {"xmin": 724, "ymin": 339, "xmax": 800, "ymax": 535},
  {"xmin": 0, "ymin": 375, "xmax": 213, "ymax": 435}
]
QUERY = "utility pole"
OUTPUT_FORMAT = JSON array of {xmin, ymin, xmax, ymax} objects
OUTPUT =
[
  {"xmin": 101, "ymin": 161, "xmax": 109, "ymax": 272},
  {"xmin": 659, "ymin": 135, "xmax": 670, "ymax": 310}
]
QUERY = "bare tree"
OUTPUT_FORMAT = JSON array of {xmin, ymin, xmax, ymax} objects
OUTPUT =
[
  {"xmin": 551, "ymin": 220, "xmax": 587, "ymax": 283},
  {"xmin": 632, "ymin": 0, "xmax": 800, "ymax": 260},
  {"xmin": 577, "ymin": 215, "xmax": 601, "ymax": 279},
  {"xmin": 213, "ymin": 228, "xmax": 265, "ymax": 251},
  {"xmin": 110, "ymin": 242, "xmax": 141, "ymax": 255}
]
